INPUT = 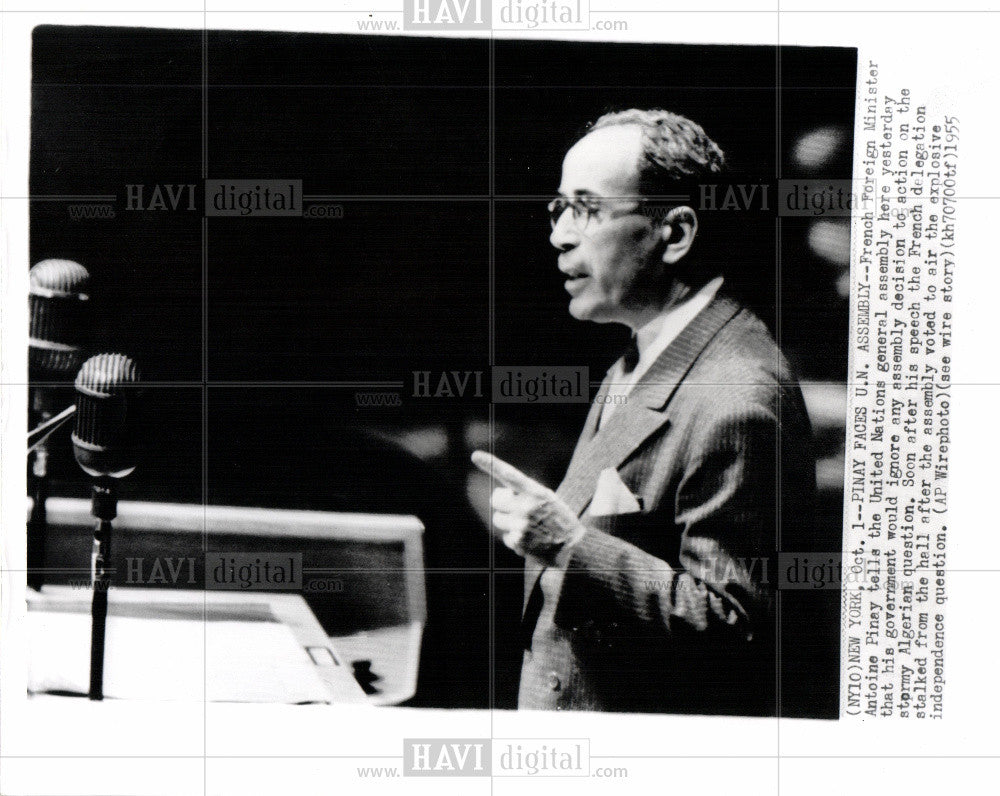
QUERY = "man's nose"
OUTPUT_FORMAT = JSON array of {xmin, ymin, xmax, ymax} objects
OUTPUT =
[{"xmin": 549, "ymin": 208, "xmax": 579, "ymax": 251}]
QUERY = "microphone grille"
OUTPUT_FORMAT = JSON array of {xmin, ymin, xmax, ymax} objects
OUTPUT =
[
  {"xmin": 72, "ymin": 354, "xmax": 141, "ymax": 478},
  {"xmin": 74, "ymin": 352, "xmax": 140, "ymax": 398},
  {"xmin": 29, "ymin": 259, "xmax": 90, "ymax": 377},
  {"xmin": 30, "ymin": 259, "xmax": 90, "ymax": 296}
]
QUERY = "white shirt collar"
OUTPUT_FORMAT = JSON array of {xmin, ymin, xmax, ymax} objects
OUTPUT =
[
  {"xmin": 625, "ymin": 276, "xmax": 724, "ymax": 383},
  {"xmin": 597, "ymin": 277, "xmax": 723, "ymax": 430}
]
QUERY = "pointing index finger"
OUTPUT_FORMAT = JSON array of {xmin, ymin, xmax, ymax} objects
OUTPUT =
[{"xmin": 471, "ymin": 450, "xmax": 549, "ymax": 497}]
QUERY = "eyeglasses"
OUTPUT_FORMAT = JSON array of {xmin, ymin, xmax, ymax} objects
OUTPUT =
[{"xmin": 547, "ymin": 195, "xmax": 646, "ymax": 232}]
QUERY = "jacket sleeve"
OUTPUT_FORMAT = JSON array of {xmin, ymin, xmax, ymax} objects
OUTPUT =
[{"xmin": 552, "ymin": 406, "xmax": 784, "ymax": 646}]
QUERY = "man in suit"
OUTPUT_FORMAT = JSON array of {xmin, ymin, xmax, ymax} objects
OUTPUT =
[{"xmin": 476, "ymin": 108, "xmax": 815, "ymax": 714}]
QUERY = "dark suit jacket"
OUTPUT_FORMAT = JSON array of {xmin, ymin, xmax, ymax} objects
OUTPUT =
[{"xmin": 518, "ymin": 294, "xmax": 815, "ymax": 714}]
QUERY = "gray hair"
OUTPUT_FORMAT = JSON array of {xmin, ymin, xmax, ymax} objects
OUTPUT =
[{"xmin": 584, "ymin": 108, "xmax": 726, "ymax": 194}]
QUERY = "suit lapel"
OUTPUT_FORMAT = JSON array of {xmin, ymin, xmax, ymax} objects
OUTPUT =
[
  {"xmin": 559, "ymin": 364, "xmax": 615, "ymax": 477},
  {"xmin": 523, "ymin": 366, "xmax": 615, "ymax": 609},
  {"xmin": 556, "ymin": 294, "xmax": 743, "ymax": 516},
  {"xmin": 522, "ymin": 294, "xmax": 742, "ymax": 615}
]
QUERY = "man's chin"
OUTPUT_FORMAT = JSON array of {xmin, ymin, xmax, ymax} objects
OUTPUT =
[
  {"xmin": 568, "ymin": 298, "xmax": 614, "ymax": 324},
  {"xmin": 567, "ymin": 298, "xmax": 592, "ymax": 321}
]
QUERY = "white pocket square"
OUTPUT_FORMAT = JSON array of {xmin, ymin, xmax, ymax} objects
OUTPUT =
[{"xmin": 589, "ymin": 467, "xmax": 643, "ymax": 517}]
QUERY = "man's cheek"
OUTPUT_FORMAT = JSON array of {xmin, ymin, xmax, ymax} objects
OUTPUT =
[{"xmin": 593, "ymin": 273, "xmax": 619, "ymax": 305}]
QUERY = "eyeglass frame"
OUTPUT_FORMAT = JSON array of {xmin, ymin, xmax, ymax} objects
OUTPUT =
[{"xmin": 546, "ymin": 193, "xmax": 652, "ymax": 233}]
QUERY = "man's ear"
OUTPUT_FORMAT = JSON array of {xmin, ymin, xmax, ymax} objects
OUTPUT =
[{"xmin": 659, "ymin": 206, "xmax": 698, "ymax": 264}]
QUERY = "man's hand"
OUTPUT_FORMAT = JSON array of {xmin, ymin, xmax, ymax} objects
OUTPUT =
[{"xmin": 471, "ymin": 450, "xmax": 586, "ymax": 562}]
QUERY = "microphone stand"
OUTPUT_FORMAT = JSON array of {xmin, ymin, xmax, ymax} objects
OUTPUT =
[
  {"xmin": 70, "ymin": 351, "xmax": 140, "ymax": 701},
  {"xmin": 28, "ymin": 454, "xmax": 49, "ymax": 591},
  {"xmin": 27, "ymin": 397, "xmax": 76, "ymax": 591},
  {"xmin": 27, "ymin": 391, "xmax": 51, "ymax": 592},
  {"xmin": 88, "ymin": 479, "xmax": 116, "ymax": 701}
]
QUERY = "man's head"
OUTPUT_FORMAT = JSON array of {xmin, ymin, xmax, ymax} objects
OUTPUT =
[{"xmin": 550, "ymin": 109, "xmax": 725, "ymax": 329}]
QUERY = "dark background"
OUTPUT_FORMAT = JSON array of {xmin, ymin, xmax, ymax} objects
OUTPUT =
[{"xmin": 31, "ymin": 26, "xmax": 855, "ymax": 716}]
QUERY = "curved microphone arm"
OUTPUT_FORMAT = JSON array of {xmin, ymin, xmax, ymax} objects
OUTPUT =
[{"xmin": 27, "ymin": 404, "xmax": 77, "ymax": 454}]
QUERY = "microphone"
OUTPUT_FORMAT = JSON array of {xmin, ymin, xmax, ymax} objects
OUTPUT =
[
  {"xmin": 71, "ymin": 353, "xmax": 141, "ymax": 700},
  {"xmin": 30, "ymin": 259, "xmax": 90, "ymax": 382},
  {"xmin": 27, "ymin": 259, "xmax": 90, "ymax": 591},
  {"xmin": 72, "ymin": 353, "xmax": 141, "ymax": 480}
]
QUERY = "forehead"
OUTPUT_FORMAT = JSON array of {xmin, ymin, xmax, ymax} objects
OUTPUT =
[{"xmin": 559, "ymin": 124, "xmax": 644, "ymax": 196}]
